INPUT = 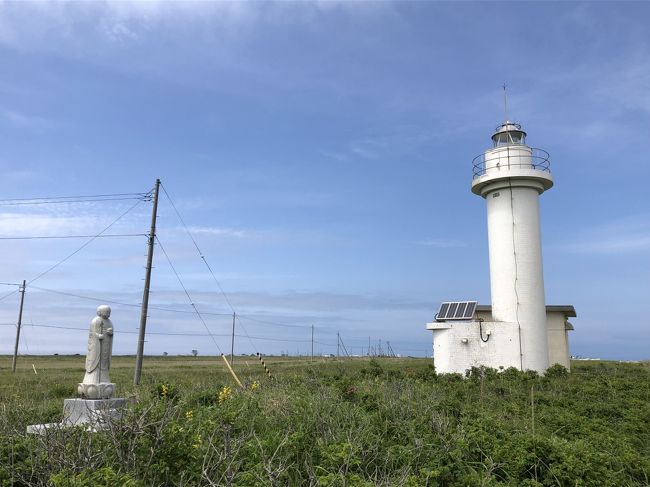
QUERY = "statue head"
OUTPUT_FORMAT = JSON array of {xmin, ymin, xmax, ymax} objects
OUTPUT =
[{"xmin": 97, "ymin": 305, "xmax": 111, "ymax": 318}]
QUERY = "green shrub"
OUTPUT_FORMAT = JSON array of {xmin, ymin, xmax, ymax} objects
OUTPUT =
[
  {"xmin": 360, "ymin": 359, "xmax": 383, "ymax": 378},
  {"xmin": 545, "ymin": 363, "xmax": 569, "ymax": 378},
  {"xmin": 50, "ymin": 467, "xmax": 140, "ymax": 487},
  {"xmin": 153, "ymin": 382, "xmax": 178, "ymax": 400},
  {"xmin": 2, "ymin": 357, "xmax": 649, "ymax": 486}
]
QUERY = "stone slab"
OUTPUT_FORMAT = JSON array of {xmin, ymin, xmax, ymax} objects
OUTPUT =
[
  {"xmin": 63, "ymin": 397, "xmax": 127, "ymax": 425},
  {"xmin": 28, "ymin": 397, "xmax": 127, "ymax": 435},
  {"xmin": 26, "ymin": 423, "xmax": 60, "ymax": 435}
]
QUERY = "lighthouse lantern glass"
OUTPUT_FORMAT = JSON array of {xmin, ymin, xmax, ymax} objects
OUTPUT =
[{"xmin": 493, "ymin": 130, "xmax": 526, "ymax": 147}]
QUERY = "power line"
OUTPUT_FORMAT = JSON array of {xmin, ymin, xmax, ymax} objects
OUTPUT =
[
  {"xmin": 29, "ymin": 285, "xmax": 232, "ymax": 316},
  {"xmin": 25, "ymin": 286, "xmax": 325, "ymax": 325},
  {"xmin": 0, "ymin": 198, "xmax": 145, "ymax": 305},
  {"xmin": 13, "ymin": 322, "xmax": 231, "ymax": 337},
  {"xmin": 0, "ymin": 288, "xmax": 19, "ymax": 303},
  {"xmin": 0, "ymin": 197, "xmax": 149, "ymax": 207},
  {"xmin": 3, "ymin": 320, "xmax": 431, "ymax": 354},
  {"xmin": 154, "ymin": 235, "xmax": 225, "ymax": 355},
  {"xmin": 160, "ymin": 183, "xmax": 262, "ymax": 354},
  {"xmin": 0, "ymin": 192, "xmax": 150, "ymax": 202},
  {"xmin": 26, "ymin": 199, "xmax": 146, "ymax": 287},
  {"xmin": 0, "ymin": 189, "xmax": 148, "ymax": 304},
  {"xmin": 160, "ymin": 183, "xmax": 237, "ymax": 312},
  {"xmin": 0, "ymin": 193, "xmax": 151, "ymax": 207},
  {"xmin": 160, "ymin": 183, "xmax": 324, "ymax": 353},
  {"xmin": 27, "ymin": 286, "xmax": 142, "ymax": 309},
  {"xmin": 9, "ymin": 321, "xmax": 320, "ymax": 343},
  {"xmin": 236, "ymin": 314, "xmax": 313, "ymax": 330},
  {"xmin": 0, "ymin": 233, "xmax": 146, "ymax": 240}
]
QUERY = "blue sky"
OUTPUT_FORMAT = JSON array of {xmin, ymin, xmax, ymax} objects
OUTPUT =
[{"xmin": 0, "ymin": 1, "xmax": 648, "ymax": 361}]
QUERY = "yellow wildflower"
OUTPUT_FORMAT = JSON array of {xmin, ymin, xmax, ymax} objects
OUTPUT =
[
  {"xmin": 185, "ymin": 410, "xmax": 193, "ymax": 420},
  {"xmin": 192, "ymin": 434, "xmax": 202, "ymax": 449},
  {"xmin": 250, "ymin": 381, "xmax": 260, "ymax": 391},
  {"xmin": 218, "ymin": 385, "xmax": 232, "ymax": 404}
]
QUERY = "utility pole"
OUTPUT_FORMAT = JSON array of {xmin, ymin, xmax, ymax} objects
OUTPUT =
[
  {"xmin": 338, "ymin": 333, "xmax": 350, "ymax": 359},
  {"xmin": 337, "ymin": 331, "xmax": 340, "ymax": 359},
  {"xmin": 134, "ymin": 178, "xmax": 161, "ymax": 386},
  {"xmin": 11, "ymin": 280, "xmax": 26, "ymax": 373},
  {"xmin": 230, "ymin": 312, "xmax": 236, "ymax": 365},
  {"xmin": 311, "ymin": 325, "xmax": 314, "ymax": 362}
]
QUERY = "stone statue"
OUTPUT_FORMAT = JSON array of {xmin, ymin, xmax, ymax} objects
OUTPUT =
[
  {"xmin": 78, "ymin": 305, "xmax": 115, "ymax": 399},
  {"xmin": 26, "ymin": 305, "xmax": 126, "ymax": 433}
]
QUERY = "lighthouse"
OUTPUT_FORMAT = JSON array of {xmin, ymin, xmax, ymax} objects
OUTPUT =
[
  {"xmin": 471, "ymin": 121, "xmax": 553, "ymax": 372},
  {"xmin": 426, "ymin": 117, "xmax": 575, "ymax": 375}
]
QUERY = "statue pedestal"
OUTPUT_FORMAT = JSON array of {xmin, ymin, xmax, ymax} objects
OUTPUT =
[
  {"xmin": 63, "ymin": 398, "xmax": 126, "ymax": 425},
  {"xmin": 27, "ymin": 397, "xmax": 127, "ymax": 434},
  {"xmin": 77, "ymin": 382, "xmax": 115, "ymax": 399}
]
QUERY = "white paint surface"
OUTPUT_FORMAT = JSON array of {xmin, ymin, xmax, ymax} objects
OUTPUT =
[
  {"xmin": 427, "ymin": 320, "xmax": 520, "ymax": 373},
  {"xmin": 426, "ymin": 123, "xmax": 576, "ymax": 374},
  {"xmin": 547, "ymin": 313, "xmax": 571, "ymax": 370},
  {"xmin": 427, "ymin": 310, "xmax": 572, "ymax": 374},
  {"xmin": 472, "ymin": 129, "xmax": 553, "ymax": 373}
]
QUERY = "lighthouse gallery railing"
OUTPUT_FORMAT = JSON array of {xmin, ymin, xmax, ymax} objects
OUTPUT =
[{"xmin": 472, "ymin": 148, "xmax": 550, "ymax": 178}]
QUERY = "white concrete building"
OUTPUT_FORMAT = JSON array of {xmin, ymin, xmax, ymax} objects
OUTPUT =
[
  {"xmin": 426, "ymin": 120, "xmax": 575, "ymax": 374},
  {"xmin": 426, "ymin": 305, "xmax": 575, "ymax": 373}
]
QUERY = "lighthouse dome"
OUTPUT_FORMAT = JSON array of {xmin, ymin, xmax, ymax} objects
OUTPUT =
[{"xmin": 491, "ymin": 121, "xmax": 527, "ymax": 147}]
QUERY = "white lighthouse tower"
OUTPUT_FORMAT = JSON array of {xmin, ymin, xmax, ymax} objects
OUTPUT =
[
  {"xmin": 426, "ymin": 114, "xmax": 575, "ymax": 374},
  {"xmin": 471, "ymin": 121, "xmax": 553, "ymax": 372}
]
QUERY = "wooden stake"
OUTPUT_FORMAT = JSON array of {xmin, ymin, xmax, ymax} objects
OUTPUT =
[
  {"xmin": 230, "ymin": 312, "xmax": 235, "ymax": 365},
  {"xmin": 221, "ymin": 354, "xmax": 243, "ymax": 388}
]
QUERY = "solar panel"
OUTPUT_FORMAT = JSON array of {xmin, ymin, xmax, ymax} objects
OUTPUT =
[
  {"xmin": 438, "ymin": 302, "xmax": 450, "ymax": 319},
  {"xmin": 436, "ymin": 301, "xmax": 478, "ymax": 321}
]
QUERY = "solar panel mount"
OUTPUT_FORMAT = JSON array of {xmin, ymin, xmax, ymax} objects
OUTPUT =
[{"xmin": 436, "ymin": 301, "xmax": 477, "ymax": 321}]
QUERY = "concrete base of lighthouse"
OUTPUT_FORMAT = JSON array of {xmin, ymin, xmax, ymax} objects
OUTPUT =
[
  {"xmin": 426, "ymin": 305, "xmax": 575, "ymax": 374},
  {"xmin": 427, "ymin": 321, "xmax": 521, "ymax": 374}
]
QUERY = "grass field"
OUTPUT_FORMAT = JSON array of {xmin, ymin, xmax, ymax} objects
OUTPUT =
[{"xmin": 1, "ymin": 355, "xmax": 649, "ymax": 486}]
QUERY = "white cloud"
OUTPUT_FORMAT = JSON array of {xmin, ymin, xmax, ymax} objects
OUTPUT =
[
  {"xmin": 550, "ymin": 217, "xmax": 650, "ymax": 254},
  {"xmin": 557, "ymin": 234, "xmax": 650, "ymax": 254},
  {"xmin": 2, "ymin": 170, "xmax": 39, "ymax": 183},
  {"xmin": 0, "ymin": 0, "xmax": 399, "ymax": 104},
  {"xmin": 415, "ymin": 238, "xmax": 469, "ymax": 249},
  {"xmin": 0, "ymin": 200, "xmax": 149, "ymax": 237},
  {"xmin": 1, "ymin": 109, "xmax": 57, "ymax": 130},
  {"xmin": 185, "ymin": 226, "xmax": 248, "ymax": 239},
  {"xmin": 0, "ymin": 212, "xmax": 97, "ymax": 236}
]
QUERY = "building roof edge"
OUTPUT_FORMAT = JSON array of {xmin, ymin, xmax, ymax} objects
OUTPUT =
[{"xmin": 475, "ymin": 304, "xmax": 577, "ymax": 317}]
